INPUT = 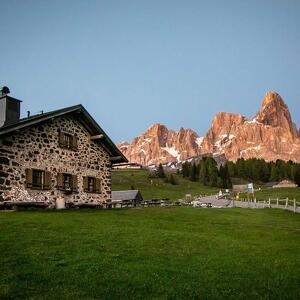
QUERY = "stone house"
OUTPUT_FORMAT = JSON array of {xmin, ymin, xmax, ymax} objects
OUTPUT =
[{"xmin": 0, "ymin": 87, "xmax": 127, "ymax": 209}]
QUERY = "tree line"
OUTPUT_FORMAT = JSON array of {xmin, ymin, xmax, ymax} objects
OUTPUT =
[
  {"xmin": 181, "ymin": 157, "xmax": 232, "ymax": 188},
  {"xmin": 227, "ymin": 158, "xmax": 300, "ymax": 185},
  {"xmin": 180, "ymin": 157, "xmax": 300, "ymax": 188}
]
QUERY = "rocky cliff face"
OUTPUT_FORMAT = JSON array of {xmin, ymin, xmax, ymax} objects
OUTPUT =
[
  {"xmin": 200, "ymin": 92, "xmax": 300, "ymax": 161},
  {"xmin": 118, "ymin": 92, "xmax": 300, "ymax": 165},
  {"xmin": 118, "ymin": 124, "xmax": 202, "ymax": 166}
]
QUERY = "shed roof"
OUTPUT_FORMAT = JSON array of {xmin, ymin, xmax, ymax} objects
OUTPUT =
[
  {"xmin": 111, "ymin": 190, "xmax": 142, "ymax": 201},
  {"xmin": 0, "ymin": 104, "xmax": 127, "ymax": 164}
]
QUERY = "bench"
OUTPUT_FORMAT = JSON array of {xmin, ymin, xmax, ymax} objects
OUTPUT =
[{"xmin": 1, "ymin": 201, "xmax": 49, "ymax": 210}]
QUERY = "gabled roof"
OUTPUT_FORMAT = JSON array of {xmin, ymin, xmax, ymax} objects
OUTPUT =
[
  {"xmin": 0, "ymin": 104, "xmax": 127, "ymax": 164},
  {"xmin": 112, "ymin": 190, "xmax": 143, "ymax": 201}
]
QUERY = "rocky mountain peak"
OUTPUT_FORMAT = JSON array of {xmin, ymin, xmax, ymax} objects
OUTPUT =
[
  {"xmin": 256, "ymin": 92, "xmax": 297, "ymax": 137},
  {"xmin": 117, "ymin": 124, "xmax": 202, "ymax": 165},
  {"xmin": 117, "ymin": 92, "xmax": 300, "ymax": 165}
]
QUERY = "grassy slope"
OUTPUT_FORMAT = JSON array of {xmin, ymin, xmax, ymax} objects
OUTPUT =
[
  {"xmin": 112, "ymin": 169, "xmax": 218, "ymax": 200},
  {"xmin": 0, "ymin": 208, "xmax": 299, "ymax": 299},
  {"xmin": 240, "ymin": 187, "xmax": 300, "ymax": 201}
]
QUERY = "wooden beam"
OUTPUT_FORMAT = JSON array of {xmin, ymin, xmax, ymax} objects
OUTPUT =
[
  {"xmin": 91, "ymin": 134, "xmax": 104, "ymax": 140},
  {"xmin": 110, "ymin": 156, "xmax": 122, "ymax": 162}
]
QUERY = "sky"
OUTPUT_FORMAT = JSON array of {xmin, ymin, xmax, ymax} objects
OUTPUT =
[{"xmin": 0, "ymin": 0, "xmax": 299, "ymax": 143}]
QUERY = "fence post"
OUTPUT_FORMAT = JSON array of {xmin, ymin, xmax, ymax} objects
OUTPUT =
[
  {"xmin": 263, "ymin": 200, "xmax": 265, "ymax": 208},
  {"xmin": 286, "ymin": 198, "xmax": 288, "ymax": 208},
  {"xmin": 254, "ymin": 198, "xmax": 257, "ymax": 208},
  {"xmin": 277, "ymin": 198, "xmax": 279, "ymax": 208},
  {"xmin": 268, "ymin": 198, "xmax": 271, "ymax": 208},
  {"xmin": 294, "ymin": 199, "xmax": 296, "ymax": 213}
]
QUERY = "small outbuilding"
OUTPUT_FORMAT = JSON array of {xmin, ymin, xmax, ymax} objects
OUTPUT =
[
  {"xmin": 272, "ymin": 180, "xmax": 298, "ymax": 188},
  {"xmin": 111, "ymin": 190, "xmax": 143, "ymax": 207},
  {"xmin": 232, "ymin": 184, "xmax": 247, "ymax": 193}
]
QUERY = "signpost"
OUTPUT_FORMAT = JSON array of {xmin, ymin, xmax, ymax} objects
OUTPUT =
[{"xmin": 247, "ymin": 183, "xmax": 254, "ymax": 201}]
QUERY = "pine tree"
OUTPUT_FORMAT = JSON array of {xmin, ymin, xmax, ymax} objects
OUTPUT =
[
  {"xmin": 206, "ymin": 157, "xmax": 218, "ymax": 187},
  {"xmin": 219, "ymin": 163, "xmax": 232, "ymax": 188},
  {"xmin": 189, "ymin": 163, "xmax": 198, "ymax": 182},
  {"xmin": 157, "ymin": 163, "xmax": 165, "ymax": 178},
  {"xmin": 181, "ymin": 162, "xmax": 190, "ymax": 177},
  {"xmin": 227, "ymin": 161, "xmax": 236, "ymax": 177},
  {"xmin": 199, "ymin": 159, "xmax": 208, "ymax": 185},
  {"xmin": 169, "ymin": 174, "xmax": 178, "ymax": 185},
  {"xmin": 223, "ymin": 163, "xmax": 232, "ymax": 188},
  {"xmin": 236, "ymin": 158, "xmax": 246, "ymax": 179},
  {"xmin": 294, "ymin": 166, "xmax": 300, "ymax": 187},
  {"xmin": 261, "ymin": 160, "xmax": 270, "ymax": 182},
  {"xmin": 270, "ymin": 164, "xmax": 279, "ymax": 181},
  {"xmin": 217, "ymin": 177, "xmax": 223, "ymax": 188}
]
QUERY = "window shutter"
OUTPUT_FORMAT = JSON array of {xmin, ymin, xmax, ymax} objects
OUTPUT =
[
  {"xmin": 72, "ymin": 135, "xmax": 78, "ymax": 150},
  {"xmin": 83, "ymin": 176, "xmax": 88, "ymax": 192},
  {"xmin": 25, "ymin": 169, "xmax": 33, "ymax": 188},
  {"xmin": 59, "ymin": 131, "xmax": 65, "ymax": 147},
  {"xmin": 44, "ymin": 171, "xmax": 51, "ymax": 190},
  {"xmin": 71, "ymin": 175, "xmax": 78, "ymax": 192},
  {"xmin": 57, "ymin": 173, "xmax": 64, "ymax": 190},
  {"xmin": 95, "ymin": 178, "xmax": 101, "ymax": 193}
]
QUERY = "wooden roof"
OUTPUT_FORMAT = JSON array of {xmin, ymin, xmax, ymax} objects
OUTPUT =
[{"xmin": 0, "ymin": 104, "xmax": 127, "ymax": 164}]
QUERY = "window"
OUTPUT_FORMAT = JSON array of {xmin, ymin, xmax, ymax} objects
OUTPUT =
[
  {"xmin": 57, "ymin": 173, "xmax": 78, "ymax": 192},
  {"xmin": 88, "ymin": 177, "xmax": 95, "ymax": 192},
  {"xmin": 83, "ymin": 176, "xmax": 101, "ymax": 193},
  {"xmin": 32, "ymin": 170, "xmax": 44, "ymax": 189},
  {"xmin": 63, "ymin": 174, "xmax": 72, "ymax": 190},
  {"xmin": 26, "ymin": 169, "xmax": 51, "ymax": 190},
  {"xmin": 59, "ymin": 131, "xmax": 78, "ymax": 150},
  {"xmin": 63, "ymin": 133, "xmax": 72, "ymax": 149}
]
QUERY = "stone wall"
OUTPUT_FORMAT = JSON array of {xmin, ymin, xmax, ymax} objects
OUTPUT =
[{"xmin": 0, "ymin": 115, "xmax": 112, "ymax": 207}]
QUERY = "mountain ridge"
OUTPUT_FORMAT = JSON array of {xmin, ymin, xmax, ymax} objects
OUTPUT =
[{"xmin": 118, "ymin": 92, "xmax": 300, "ymax": 165}]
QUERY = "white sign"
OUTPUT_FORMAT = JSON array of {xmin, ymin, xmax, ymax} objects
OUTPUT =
[{"xmin": 247, "ymin": 183, "xmax": 254, "ymax": 193}]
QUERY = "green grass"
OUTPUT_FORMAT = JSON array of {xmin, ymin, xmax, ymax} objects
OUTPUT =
[
  {"xmin": 112, "ymin": 169, "xmax": 218, "ymax": 200},
  {"xmin": 1, "ymin": 208, "xmax": 300, "ymax": 299},
  {"xmin": 240, "ymin": 187, "xmax": 300, "ymax": 201}
]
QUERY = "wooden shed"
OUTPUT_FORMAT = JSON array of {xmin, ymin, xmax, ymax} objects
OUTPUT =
[{"xmin": 111, "ymin": 190, "xmax": 143, "ymax": 207}]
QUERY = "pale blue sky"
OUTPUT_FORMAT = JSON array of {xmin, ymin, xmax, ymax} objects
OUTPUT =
[{"xmin": 1, "ymin": 0, "xmax": 299, "ymax": 142}]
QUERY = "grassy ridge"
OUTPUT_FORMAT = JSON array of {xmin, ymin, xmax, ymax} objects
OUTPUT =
[
  {"xmin": 0, "ymin": 208, "xmax": 299, "ymax": 299},
  {"xmin": 112, "ymin": 169, "xmax": 218, "ymax": 200},
  {"xmin": 240, "ymin": 187, "xmax": 300, "ymax": 201}
]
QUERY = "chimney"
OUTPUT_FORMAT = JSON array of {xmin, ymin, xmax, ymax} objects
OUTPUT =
[{"xmin": 0, "ymin": 86, "xmax": 22, "ymax": 128}]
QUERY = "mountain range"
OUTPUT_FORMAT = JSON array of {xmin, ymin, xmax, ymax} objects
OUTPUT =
[{"xmin": 118, "ymin": 92, "xmax": 300, "ymax": 165}]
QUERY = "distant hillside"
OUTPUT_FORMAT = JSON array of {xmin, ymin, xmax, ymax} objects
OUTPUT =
[{"xmin": 112, "ymin": 169, "xmax": 218, "ymax": 201}]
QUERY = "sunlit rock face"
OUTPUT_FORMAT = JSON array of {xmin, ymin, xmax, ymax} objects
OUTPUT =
[
  {"xmin": 118, "ymin": 124, "xmax": 202, "ymax": 166},
  {"xmin": 200, "ymin": 92, "xmax": 300, "ymax": 162},
  {"xmin": 118, "ymin": 92, "xmax": 300, "ymax": 165}
]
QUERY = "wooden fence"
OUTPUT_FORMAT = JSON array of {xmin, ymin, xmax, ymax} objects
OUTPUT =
[{"xmin": 235, "ymin": 197, "xmax": 300, "ymax": 213}]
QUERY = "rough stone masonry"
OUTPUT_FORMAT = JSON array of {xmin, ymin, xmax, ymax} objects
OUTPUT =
[
  {"xmin": 0, "ymin": 116, "xmax": 113, "ymax": 207},
  {"xmin": 0, "ymin": 87, "xmax": 127, "ymax": 208}
]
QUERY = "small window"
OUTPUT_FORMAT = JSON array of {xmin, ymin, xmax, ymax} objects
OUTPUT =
[
  {"xmin": 26, "ymin": 169, "xmax": 51, "ymax": 190},
  {"xmin": 32, "ymin": 170, "xmax": 44, "ymax": 189},
  {"xmin": 83, "ymin": 176, "xmax": 101, "ymax": 193},
  {"xmin": 88, "ymin": 177, "xmax": 96, "ymax": 193},
  {"xmin": 63, "ymin": 133, "xmax": 72, "ymax": 149},
  {"xmin": 57, "ymin": 173, "xmax": 78, "ymax": 192},
  {"xmin": 59, "ymin": 131, "xmax": 78, "ymax": 150},
  {"xmin": 63, "ymin": 174, "xmax": 72, "ymax": 190}
]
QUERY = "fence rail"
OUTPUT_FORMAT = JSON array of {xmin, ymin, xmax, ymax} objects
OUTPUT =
[{"xmin": 235, "ymin": 197, "xmax": 299, "ymax": 213}]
